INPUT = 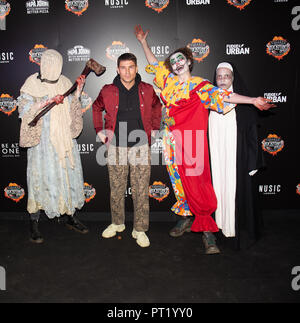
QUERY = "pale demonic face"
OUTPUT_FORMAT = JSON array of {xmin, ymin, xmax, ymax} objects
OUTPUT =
[
  {"xmin": 117, "ymin": 60, "xmax": 138, "ymax": 85},
  {"xmin": 170, "ymin": 52, "xmax": 190, "ymax": 75},
  {"xmin": 216, "ymin": 67, "xmax": 234, "ymax": 90}
]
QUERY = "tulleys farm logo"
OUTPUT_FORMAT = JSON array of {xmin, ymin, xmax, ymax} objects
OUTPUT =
[
  {"xmin": 84, "ymin": 182, "xmax": 96, "ymax": 203},
  {"xmin": 29, "ymin": 44, "xmax": 47, "ymax": 65},
  {"xmin": 4, "ymin": 183, "xmax": 25, "ymax": 203},
  {"xmin": 145, "ymin": 0, "xmax": 169, "ymax": 13},
  {"xmin": 26, "ymin": 0, "xmax": 49, "ymax": 14},
  {"xmin": 0, "ymin": 94, "xmax": 17, "ymax": 116},
  {"xmin": 0, "ymin": 0, "xmax": 10, "ymax": 19},
  {"xmin": 266, "ymin": 36, "xmax": 290, "ymax": 60},
  {"xmin": 262, "ymin": 134, "xmax": 284, "ymax": 156},
  {"xmin": 65, "ymin": 0, "xmax": 88, "ymax": 16},
  {"xmin": 187, "ymin": 39, "xmax": 210, "ymax": 62},
  {"xmin": 149, "ymin": 181, "xmax": 169, "ymax": 202},
  {"xmin": 106, "ymin": 41, "xmax": 130, "ymax": 61},
  {"xmin": 227, "ymin": 0, "xmax": 252, "ymax": 10}
]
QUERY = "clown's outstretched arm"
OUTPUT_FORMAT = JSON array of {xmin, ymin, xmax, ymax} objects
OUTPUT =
[
  {"xmin": 224, "ymin": 92, "xmax": 276, "ymax": 111},
  {"xmin": 135, "ymin": 25, "xmax": 158, "ymax": 65}
]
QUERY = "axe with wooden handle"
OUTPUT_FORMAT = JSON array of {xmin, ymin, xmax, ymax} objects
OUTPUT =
[{"xmin": 28, "ymin": 58, "xmax": 106, "ymax": 127}]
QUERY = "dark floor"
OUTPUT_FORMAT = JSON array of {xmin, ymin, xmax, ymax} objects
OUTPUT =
[{"xmin": 0, "ymin": 211, "xmax": 299, "ymax": 303}]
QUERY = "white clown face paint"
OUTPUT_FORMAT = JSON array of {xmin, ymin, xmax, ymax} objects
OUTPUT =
[{"xmin": 170, "ymin": 52, "xmax": 190, "ymax": 75}]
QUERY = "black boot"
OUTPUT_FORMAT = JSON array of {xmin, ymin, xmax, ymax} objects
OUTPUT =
[
  {"xmin": 29, "ymin": 220, "xmax": 44, "ymax": 244},
  {"xmin": 202, "ymin": 232, "xmax": 220, "ymax": 255},
  {"xmin": 169, "ymin": 216, "xmax": 194, "ymax": 237},
  {"xmin": 65, "ymin": 214, "xmax": 89, "ymax": 234}
]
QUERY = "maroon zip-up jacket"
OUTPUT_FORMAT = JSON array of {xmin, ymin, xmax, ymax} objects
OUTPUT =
[{"xmin": 92, "ymin": 81, "xmax": 162, "ymax": 146}]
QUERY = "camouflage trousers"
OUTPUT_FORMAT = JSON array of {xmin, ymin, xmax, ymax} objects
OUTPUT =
[{"xmin": 107, "ymin": 144, "xmax": 151, "ymax": 232}]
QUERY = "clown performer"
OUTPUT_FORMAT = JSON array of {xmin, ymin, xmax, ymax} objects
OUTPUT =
[
  {"xmin": 18, "ymin": 49, "xmax": 89, "ymax": 244},
  {"xmin": 135, "ymin": 25, "xmax": 275, "ymax": 254},
  {"xmin": 209, "ymin": 62, "xmax": 265, "ymax": 250}
]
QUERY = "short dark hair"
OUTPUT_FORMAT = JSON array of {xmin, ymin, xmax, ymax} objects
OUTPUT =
[
  {"xmin": 117, "ymin": 53, "xmax": 137, "ymax": 67},
  {"xmin": 165, "ymin": 47, "xmax": 194, "ymax": 73}
]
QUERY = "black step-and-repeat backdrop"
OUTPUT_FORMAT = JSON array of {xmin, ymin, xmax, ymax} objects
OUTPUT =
[{"xmin": 0, "ymin": 0, "xmax": 299, "ymax": 216}]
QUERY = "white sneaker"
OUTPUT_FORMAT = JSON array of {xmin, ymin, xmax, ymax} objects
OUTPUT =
[
  {"xmin": 132, "ymin": 229, "xmax": 150, "ymax": 248},
  {"xmin": 102, "ymin": 223, "xmax": 125, "ymax": 238}
]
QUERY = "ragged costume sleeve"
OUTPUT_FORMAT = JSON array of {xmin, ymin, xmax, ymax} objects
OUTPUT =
[
  {"xmin": 145, "ymin": 61, "xmax": 171, "ymax": 91},
  {"xmin": 18, "ymin": 93, "xmax": 44, "ymax": 148},
  {"xmin": 197, "ymin": 82, "xmax": 236, "ymax": 114},
  {"xmin": 69, "ymin": 94, "xmax": 83, "ymax": 139}
]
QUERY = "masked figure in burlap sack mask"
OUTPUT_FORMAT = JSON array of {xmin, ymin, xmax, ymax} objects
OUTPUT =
[{"xmin": 18, "ymin": 49, "xmax": 88, "ymax": 243}]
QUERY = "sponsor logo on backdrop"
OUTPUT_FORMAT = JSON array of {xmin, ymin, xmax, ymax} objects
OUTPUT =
[
  {"xmin": 125, "ymin": 187, "xmax": 132, "ymax": 197},
  {"xmin": 29, "ymin": 44, "xmax": 47, "ymax": 65},
  {"xmin": 262, "ymin": 134, "xmax": 284, "ymax": 156},
  {"xmin": 226, "ymin": 44, "xmax": 250, "ymax": 55},
  {"xmin": 149, "ymin": 181, "xmax": 169, "ymax": 202},
  {"xmin": 264, "ymin": 92, "xmax": 287, "ymax": 103},
  {"xmin": 151, "ymin": 45, "xmax": 170, "ymax": 58},
  {"xmin": 186, "ymin": 0, "xmax": 210, "ymax": 5},
  {"xmin": 266, "ymin": 36, "xmax": 290, "ymax": 60},
  {"xmin": 151, "ymin": 138, "xmax": 163, "ymax": 154},
  {"xmin": 105, "ymin": 0, "xmax": 129, "ymax": 9},
  {"xmin": 80, "ymin": 91, "xmax": 92, "ymax": 113},
  {"xmin": 291, "ymin": 6, "xmax": 300, "ymax": 31},
  {"xmin": 296, "ymin": 184, "xmax": 300, "ymax": 196},
  {"xmin": 65, "ymin": 0, "xmax": 88, "ymax": 16},
  {"xmin": 83, "ymin": 182, "xmax": 96, "ymax": 202},
  {"xmin": 106, "ymin": 41, "xmax": 130, "ymax": 61},
  {"xmin": 4, "ymin": 183, "xmax": 25, "ymax": 202},
  {"xmin": 0, "ymin": 94, "xmax": 17, "ymax": 116},
  {"xmin": 145, "ymin": 0, "xmax": 169, "ymax": 13},
  {"xmin": 1, "ymin": 143, "xmax": 20, "ymax": 158},
  {"xmin": 0, "ymin": 0, "xmax": 10, "ymax": 19},
  {"xmin": 227, "ymin": 0, "xmax": 252, "ymax": 10},
  {"xmin": 258, "ymin": 184, "xmax": 281, "ymax": 195},
  {"xmin": 187, "ymin": 39, "xmax": 210, "ymax": 62},
  {"xmin": 186, "ymin": 0, "xmax": 210, "ymax": 6},
  {"xmin": 77, "ymin": 143, "xmax": 94, "ymax": 154},
  {"xmin": 68, "ymin": 45, "xmax": 90, "ymax": 62},
  {"xmin": 274, "ymin": 0, "xmax": 288, "ymax": 2},
  {"xmin": 0, "ymin": 51, "xmax": 14, "ymax": 64},
  {"xmin": 26, "ymin": 0, "xmax": 49, "ymax": 14}
]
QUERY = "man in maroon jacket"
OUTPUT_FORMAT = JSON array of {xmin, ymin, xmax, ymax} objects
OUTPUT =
[{"xmin": 92, "ymin": 53, "xmax": 162, "ymax": 247}]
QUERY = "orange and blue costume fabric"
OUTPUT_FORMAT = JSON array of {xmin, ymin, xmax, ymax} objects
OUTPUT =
[{"xmin": 146, "ymin": 62, "xmax": 232, "ymax": 232}]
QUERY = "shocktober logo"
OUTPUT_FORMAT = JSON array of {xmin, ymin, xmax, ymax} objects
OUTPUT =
[
  {"xmin": 84, "ymin": 182, "xmax": 96, "ymax": 203},
  {"xmin": 4, "ymin": 183, "xmax": 25, "ymax": 203},
  {"xmin": 262, "ymin": 134, "xmax": 284, "ymax": 156},
  {"xmin": 266, "ymin": 37, "xmax": 290, "ymax": 60},
  {"xmin": 226, "ymin": 0, "xmax": 251, "ymax": 10},
  {"xmin": 296, "ymin": 184, "xmax": 300, "ymax": 196},
  {"xmin": 145, "ymin": 0, "xmax": 169, "ymax": 13},
  {"xmin": 0, "ymin": 94, "xmax": 16, "ymax": 116},
  {"xmin": 149, "ymin": 181, "xmax": 169, "ymax": 202},
  {"xmin": 65, "ymin": 0, "xmax": 88, "ymax": 16},
  {"xmin": 106, "ymin": 41, "xmax": 130, "ymax": 61},
  {"xmin": 187, "ymin": 39, "xmax": 210, "ymax": 62},
  {"xmin": 0, "ymin": 0, "xmax": 10, "ymax": 19},
  {"xmin": 29, "ymin": 44, "xmax": 47, "ymax": 65}
]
